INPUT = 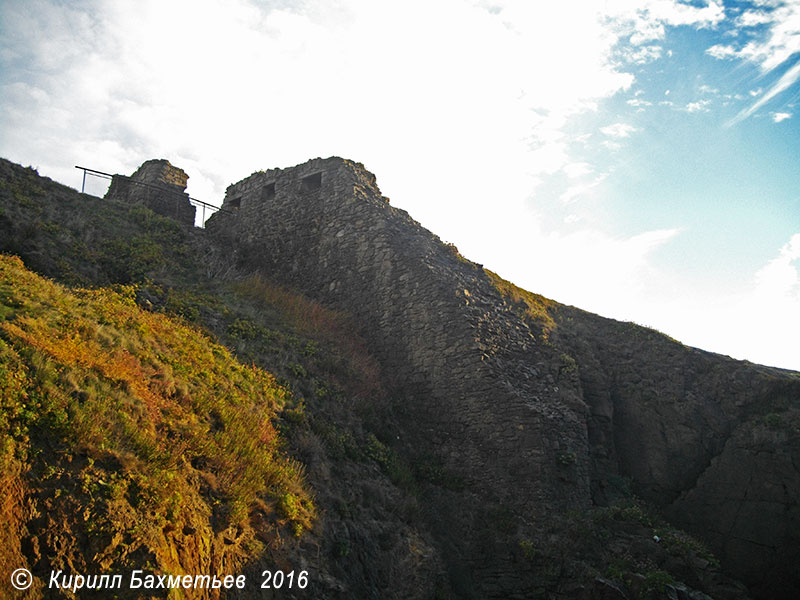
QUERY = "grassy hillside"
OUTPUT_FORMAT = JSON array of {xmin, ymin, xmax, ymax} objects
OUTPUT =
[{"xmin": 0, "ymin": 254, "xmax": 314, "ymax": 593}]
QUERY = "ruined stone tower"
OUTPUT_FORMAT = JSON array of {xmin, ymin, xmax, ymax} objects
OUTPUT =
[{"xmin": 105, "ymin": 159, "xmax": 195, "ymax": 226}]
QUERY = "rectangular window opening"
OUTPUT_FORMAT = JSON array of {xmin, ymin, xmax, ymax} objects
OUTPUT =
[
  {"xmin": 229, "ymin": 196, "xmax": 242, "ymax": 211},
  {"xmin": 300, "ymin": 172, "xmax": 322, "ymax": 192},
  {"xmin": 262, "ymin": 182, "xmax": 276, "ymax": 201}
]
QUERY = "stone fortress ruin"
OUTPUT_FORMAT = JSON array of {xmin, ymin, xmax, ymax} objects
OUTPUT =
[
  {"xmin": 106, "ymin": 156, "xmax": 800, "ymax": 599},
  {"xmin": 105, "ymin": 159, "xmax": 195, "ymax": 226}
]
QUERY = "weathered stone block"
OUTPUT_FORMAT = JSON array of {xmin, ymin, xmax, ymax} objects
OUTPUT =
[{"xmin": 105, "ymin": 158, "xmax": 195, "ymax": 226}]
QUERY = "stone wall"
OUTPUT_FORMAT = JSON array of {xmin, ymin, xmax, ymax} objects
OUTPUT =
[
  {"xmin": 206, "ymin": 156, "xmax": 800, "ymax": 598},
  {"xmin": 207, "ymin": 157, "xmax": 593, "ymax": 594},
  {"xmin": 106, "ymin": 159, "xmax": 195, "ymax": 226}
]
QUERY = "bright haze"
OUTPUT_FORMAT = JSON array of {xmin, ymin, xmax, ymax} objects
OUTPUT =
[{"xmin": 1, "ymin": 0, "xmax": 798, "ymax": 370}]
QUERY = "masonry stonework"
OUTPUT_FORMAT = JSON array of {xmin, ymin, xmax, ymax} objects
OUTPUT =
[
  {"xmin": 207, "ymin": 157, "xmax": 592, "ymax": 592},
  {"xmin": 206, "ymin": 156, "xmax": 800, "ymax": 598},
  {"xmin": 207, "ymin": 159, "xmax": 593, "ymax": 499},
  {"xmin": 106, "ymin": 159, "xmax": 196, "ymax": 226}
]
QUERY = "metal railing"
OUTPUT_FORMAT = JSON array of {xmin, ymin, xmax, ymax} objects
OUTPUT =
[{"xmin": 75, "ymin": 165, "xmax": 229, "ymax": 227}]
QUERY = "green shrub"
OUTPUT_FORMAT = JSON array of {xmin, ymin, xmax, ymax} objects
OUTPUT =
[{"xmin": 643, "ymin": 569, "xmax": 674, "ymax": 593}]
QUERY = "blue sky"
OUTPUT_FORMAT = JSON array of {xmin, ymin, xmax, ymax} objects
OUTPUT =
[{"xmin": 1, "ymin": 0, "xmax": 798, "ymax": 369}]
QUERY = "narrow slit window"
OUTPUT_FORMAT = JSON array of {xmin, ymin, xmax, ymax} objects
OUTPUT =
[
  {"xmin": 262, "ymin": 182, "xmax": 276, "ymax": 201},
  {"xmin": 300, "ymin": 172, "xmax": 322, "ymax": 192}
]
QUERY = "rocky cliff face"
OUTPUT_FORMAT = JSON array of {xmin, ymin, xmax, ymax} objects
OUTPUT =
[
  {"xmin": 550, "ymin": 305, "xmax": 800, "ymax": 599},
  {"xmin": 207, "ymin": 156, "xmax": 800, "ymax": 599}
]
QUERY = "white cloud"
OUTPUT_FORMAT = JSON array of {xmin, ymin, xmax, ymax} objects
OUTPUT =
[
  {"xmin": 706, "ymin": 43, "xmax": 738, "ymax": 59},
  {"xmin": 772, "ymin": 111, "xmax": 792, "ymax": 121},
  {"xmin": 563, "ymin": 162, "xmax": 593, "ymax": 178},
  {"xmin": 728, "ymin": 61, "xmax": 800, "ymax": 125},
  {"xmin": 528, "ymin": 227, "xmax": 681, "ymax": 318},
  {"xmin": 627, "ymin": 97, "xmax": 653, "ymax": 108},
  {"xmin": 638, "ymin": 233, "xmax": 800, "ymax": 371},
  {"xmin": 738, "ymin": 5, "xmax": 800, "ymax": 72},
  {"xmin": 737, "ymin": 9, "xmax": 774, "ymax": 27},
  {"xmin": 621, "ymin": 44, "xmax": 663, "ymax": 64},
  {"xmin": 559, "ymin": 174, "xmax": 606, "ymax": 204},
  {"xmin": 603, "ymin": 0, "xmax": 725, "ymax": 45},
  {"xmin": 0, "ymin": 0, "xmax": 648, "ymax": 209},
  {"xmin": 686, "ymin": 99, "xmax": 712, "ymax": 112},
  {"xmin": 707, "ymin": 0, "xmax": 800, "ymax": 123},
  {"xmin": 755, "ymin": 234, "xmax": 800, "ymax": 300},
  {"xmin": 601, "ymin": 122, "xmax": 637, "ymax": 137},
  {"xmin": 0, "ymin": 0, "xmax": 733, "ymax": 209},
  {"xmin": 466, "ymin": 211, "xmax": 681, "ymax": 322},
  {"xmin": 707, "ymin": 1, "xmax": 800, "ymax": 71}
]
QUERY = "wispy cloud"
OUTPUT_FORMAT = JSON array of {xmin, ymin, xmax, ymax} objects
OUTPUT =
[
  {"xmin": 604, "ymin": 0, "xmax": 725, "ymax": 45},
  {"xmin": 601, "ymin": 122, "xmax": 637, "ymax": 137},
  {"xmin": 736, "ymin": 9, "xmax": 774, "ymax": 28},
  {"xmin": 559, "ymin": 174, "xmax": 606, "ymax": 204},
  {"xmin": 642, "ymin": 233, "xmax": 800, "ymax": 371},
  {"xmin": 707, "ymin": 0, "xmax": 800, "ymax": 123},
  {"xmin": 727, "ymin": 61, "xmax": 800, "ymax": 126},
  {"xmin": 627, "ymin": 97, "xmax": 653, "ymax": 109},
  {"xmin": 706, "ymin": 43, "xmax": 738, "ymax": 59},
  {"xmin": 563, "ymin": 162, "xmax": 593, "ymax": 178},
  {"xmin": 686, "ymin": 99, "xmax": 712, "ymax": 112},
  {"xmin": 772, "ymin": 111, "xmax": 792, "ymax": 122}
]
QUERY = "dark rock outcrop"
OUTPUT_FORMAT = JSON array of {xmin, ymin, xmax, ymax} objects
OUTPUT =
[{"xmin": 551, "ymin": 305, "xmax": 800, "ymax": 599}]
